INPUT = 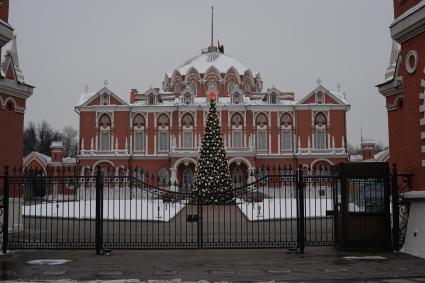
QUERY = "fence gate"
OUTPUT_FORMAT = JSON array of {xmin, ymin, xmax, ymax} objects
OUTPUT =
[{"xmin": 1, "ymin": 165, "xmax": 342, "ymax": 253}]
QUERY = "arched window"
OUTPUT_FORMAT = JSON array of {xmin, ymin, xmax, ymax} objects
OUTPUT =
[
  {"xmin": 158, "ymin": 167, "xmax": 169, "ymax": 185},
  {"xmin": 133, "ymin": 115, "xmax": 145, "ymax": 152},
  {"xmin": 135, "ymin": 167, "xmax": 144, "ymax": 182},
  {"xmin": 228, "ymin": 81, "xmax": 236, "ymax": 94},
  {"xmin": 99, "ymin": 114, "xmax": 111, "ymax": 150},
  {"xmin": 232, "ymin": 167, "xmax": 243, "ymax": 188},
  {"xmin": 174, "ymin": 84, "xmax": 181, "ymax": 93},
  {"xmin": 243, "ymin": 83, "xmax": 251, "ymax": 92},
  {"xmin": 6, "ymin": 101, "xmax": 14, "ymax": 112},
  {"xmin": 158, "ymin": 114, "xmax": 170, "ymax": 152},
  {"xmin": 231, "ymin": 113, "xmax": 243, "ymax": 148},
  {"xmin": 148, "ymin": 94, "xmax": 155, "ymax": 105},
  {"xmin": 181, "ymin": 113, "xmax": 194, "ymax": 148},
  {"xmin": 256, "ymin": 113, "xmax": 268, "ymax": 151},
  {"xmin": 314, "ymin": 112, "xmax": 327, "ymax": 149},
  {"xmin": 208, "ymin": 81, "xmax": 217, "ymax": 91},
  {"xmin": 183, "ymin": 167, "xmax": 193, "ymax": 190},
  {"xmin": 189, "ymin": 82, "xmax": 197, "ymax": 96},
  {"xmin": 280, "ymin": 113, "xmax": 293, "ymax": 151}
]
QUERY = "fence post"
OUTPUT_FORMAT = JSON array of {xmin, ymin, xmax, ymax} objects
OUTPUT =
[
  {"xmin": 296, "ymin": 165, "xmax": 305, "ymax": 254},
  {"xmin": 391, "ymin": 163, "xmax": 400, "ymax": 251},
  {"xmin": 2, "ymin": 166, "xmax": 9, "ymax": 254},
  {"xmin": 95, "ymin": 167, "xmax": 104, "ymax": 255}
]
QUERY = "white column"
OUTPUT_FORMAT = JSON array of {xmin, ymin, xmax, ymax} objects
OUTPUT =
[{"xmin": 327, "ymin": 133, "xmax": 331, "ymax": 149}]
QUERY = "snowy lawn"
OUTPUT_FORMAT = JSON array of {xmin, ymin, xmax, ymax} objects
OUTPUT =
[
  {"xmin": 23, "ymin": 200, "xmax": 185, "ymax": 222},
  {"xmin": 238, "ymin": 198, "xmax": 335, "ymax": 221}
]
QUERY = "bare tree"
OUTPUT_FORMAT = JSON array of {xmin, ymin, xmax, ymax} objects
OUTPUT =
[
  {"xmin": 23, "ymin": 122, "xmax": 38, "ymax": 156},
  {"xmin": 62, "ymin": 126, "xmax": 79, "ymax": 157},
  {"xmin": 37, "ymin": 121, "xmax": 54, "ymax": 156}
]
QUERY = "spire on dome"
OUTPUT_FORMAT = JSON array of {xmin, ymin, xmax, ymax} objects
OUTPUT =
[{"xmin": 211, "ymin": 6, "xmax": 214, "ymax": 48}]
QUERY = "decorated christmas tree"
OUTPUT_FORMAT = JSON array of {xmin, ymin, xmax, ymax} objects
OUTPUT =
[{"xmin": 191, "ymin": 92, "xmax": 234, "ymax": 205}]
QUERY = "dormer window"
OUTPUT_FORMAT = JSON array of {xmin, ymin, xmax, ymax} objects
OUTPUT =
[
  {"xmin": 270, "ymin": 93, "xmax": 277, "ymax": 104},
  {"xmin": 183, "ymin": 92, "xmax": 192, "ymax": 105},
  {"xmin": 243, "ymin": 83, "xmax": 251, "ymax": 92},
  {"xmin": 175, "ymin": 84, "xmax": 181, "ymax": 93},
  {"xmin": 232, "ymin": 92, "xmax": 242, "ymax": 104},
  {"xmin": 148, "ymin": 94, "xmax": 155, "ymax": 105}
]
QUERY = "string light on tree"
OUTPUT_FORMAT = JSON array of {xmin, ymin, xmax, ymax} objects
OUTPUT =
[{"xmin": 191, "ymin": 91, "xmax": 234, "ymax": 204}]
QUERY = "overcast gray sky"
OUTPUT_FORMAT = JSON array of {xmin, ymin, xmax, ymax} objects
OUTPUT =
[{"xmin": 9, "ymin": 0, "xmax": 393, "ymax": 146}]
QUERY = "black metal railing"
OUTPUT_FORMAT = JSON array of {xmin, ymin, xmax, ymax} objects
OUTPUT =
[{"xmin": 0, "ymin": 165, "xmax": 342, "ymax": 254}]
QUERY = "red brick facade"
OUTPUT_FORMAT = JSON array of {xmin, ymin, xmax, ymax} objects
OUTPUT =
[
  {"xmin": 378, "ymin": 0, "xmax": 425, "ymax": 191},
  {"xmin": 0, "ymin": 0, "xmax": 34, "ymax": 171},
  {"xmin": 77, "ymin": 46, "xmax": 349, "ymax": 188}
]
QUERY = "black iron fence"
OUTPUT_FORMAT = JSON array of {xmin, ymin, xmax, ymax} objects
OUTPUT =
[{"xmin": 0, "ymin": 163, "xmax": 401, "ymax": 254}]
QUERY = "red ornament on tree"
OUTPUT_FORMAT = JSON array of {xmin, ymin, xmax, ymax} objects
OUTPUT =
[{"xmin": 209, "ymin": 91, "xmax": 217, "ymax": 101}]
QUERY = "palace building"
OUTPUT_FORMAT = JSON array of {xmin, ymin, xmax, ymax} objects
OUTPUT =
[{"xmin": 76, "ymin": 42, "xmax": 350, "ymax": 188}]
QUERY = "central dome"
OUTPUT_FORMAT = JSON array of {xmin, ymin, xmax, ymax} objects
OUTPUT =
[{"xmin": 176, "ymin": 49, "xmax": 253, "ymax": 76}]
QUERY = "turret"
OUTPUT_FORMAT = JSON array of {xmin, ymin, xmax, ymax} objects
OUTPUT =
[{"xmin": 50, "ymin": 141, "xmax": 64, "ymax": 163}]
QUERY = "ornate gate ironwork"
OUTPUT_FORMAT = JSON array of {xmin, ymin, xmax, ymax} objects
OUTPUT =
[{"xmin": 0, "ymin": 164, "xmax": 345, "ymax": 254}]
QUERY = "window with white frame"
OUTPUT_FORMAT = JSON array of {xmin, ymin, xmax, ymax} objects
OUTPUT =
[
  {"xmin": 314, "ymin": 112, "xmax": 327, "ymax": 149},
  {"xmin": 256, "ymin": 113, "xmax": 268, "ymax": 151},
  {"xmin": 280, "ymin": 113, "xmax": 293, "ymax": 151},
  {"xmin": 315, "ymin": 130, "xmax": 326, "ymax": 149},
  {"xmin": 133, "ymin": 115, "xmax": 145, "ymax": 151},
  {"xmin": 158, "ymin": 114, "xmax": 170, "ymax": 152},
  {"xmin": 134, "ymin": 131, "xmax": 144, "ymax": 151},
  {"xmin": 181, "ymin": 114, "xmax": 194, "ymax": 148},
  {"xmin": 232, "ymin": 130, "xmax": 242, "ymax": 148},
  {"xmin": 231, "ymin": 113, "xmax": 243, "ymax": 148},
  {"xmin": 99, "ymin": 114, "xmax": 111, "ymax": 150},
  {"xmin": 281, "ymin": 130, "xmax": 292, "ymax": 151},
  {"xmin": 183, "ymin": 130, "xmax": 193, "ymax": 148},
  {"xmin": 100, "ymin": 131, "xmax": 110, "ymax": 150},
  {"xmin": 158, "ymin": 131, "xmax": 169, "ymax": 151}
]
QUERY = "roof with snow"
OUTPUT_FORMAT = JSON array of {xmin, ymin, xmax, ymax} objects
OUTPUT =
[{"xmin": 171, "ymin": 51, "xmax": 254, "ymax": 76}]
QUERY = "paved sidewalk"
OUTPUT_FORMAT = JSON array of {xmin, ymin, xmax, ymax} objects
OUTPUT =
[{"xmin": 0, "ymin": 247, "xmax": 425, "ymax": 282}]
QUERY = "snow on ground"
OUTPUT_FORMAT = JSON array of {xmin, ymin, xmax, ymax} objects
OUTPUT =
[
  {"xmin": 23, "ymin": 200, "xmax": 185, "ymax": 222},
  {"xmin": 238, "ymin": 198, "xmax": 334, "ymax": 221}
]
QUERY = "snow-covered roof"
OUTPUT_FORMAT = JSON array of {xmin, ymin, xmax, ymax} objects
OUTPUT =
[
  {"xmin": 329, "ymin": 90, "xmax": 348, "ymax": 105},
  {"xmin": 78, "ymin": 91, "xmax": 97, "ymax": 105},
  {"xmin": 171, "ymin": 51, "xmax": 253, "ymax": 76},
  {"xmin": 23, "ymin": 151, "xmax": 52, "ymax": 166}
]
